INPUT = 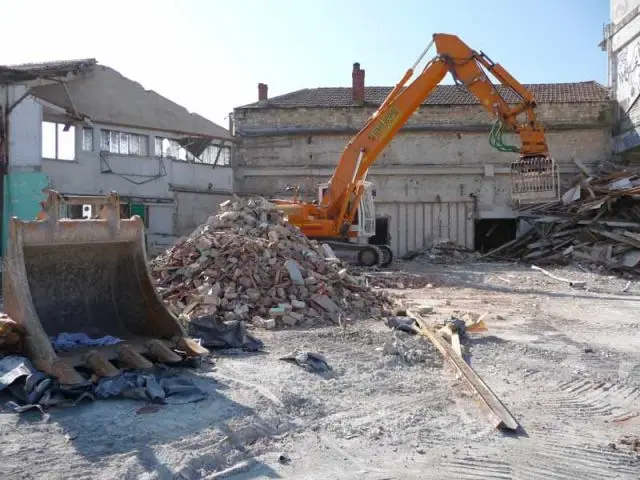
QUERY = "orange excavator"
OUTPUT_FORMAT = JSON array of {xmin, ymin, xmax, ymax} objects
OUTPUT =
[{"xmin": 271, "ymin": 33, "xmax": 560, "ymax": 267}]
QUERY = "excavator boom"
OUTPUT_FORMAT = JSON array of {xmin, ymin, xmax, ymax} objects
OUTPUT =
[{"xmin": 272, "ymin": 33, "xmax": 559, "ymax": 266}]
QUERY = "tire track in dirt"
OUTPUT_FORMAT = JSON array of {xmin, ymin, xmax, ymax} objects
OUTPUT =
[
  {"xmin": 439, "ymin": 457, "xmax": 513, "ymax": 479},
  {"xmin": 536, "ymin": 377, "xmax": 640, "ymax": 421},
  {"xmin": 513, "ymin": 432, "xmax": 639, "ymax": 479}
]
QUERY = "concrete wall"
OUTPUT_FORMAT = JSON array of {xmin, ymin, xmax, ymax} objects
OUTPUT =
[
  {"xmin": 233, "ymin": 103, "xmax": 611, "ymax": 208},
  {"xmin": 41, "ymin": 123, "xmax": 233, "ymax": 197},
  {"xmin": 0, "ymin": 85, "xmax": 52, "ymax": 252},
  {"xmin": 40, "ymin": 122, "xmax": 233, "ymax": 248},
  {"xmin": 231, "ymin": 101, "xmax": 612, "ymax": 256},
  {"xmin": 173, "ymin": 191, "xmax": 234, "ymax": 236},
  {"xmin": 1, "ymin": 86, "xmax": 232, "ymax": 252},
  {"xmin": 607, "ymin": 0, "xmax": 640, "ymax": 154}
]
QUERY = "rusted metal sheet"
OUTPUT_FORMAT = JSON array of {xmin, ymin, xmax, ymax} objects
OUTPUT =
[{"xmin": 375, "ymin": 200, "xmax": 474, "ymax": 257}]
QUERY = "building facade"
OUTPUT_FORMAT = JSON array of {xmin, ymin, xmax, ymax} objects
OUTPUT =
[
  {"xmin": 231, "ymin": 65, "xmax": 612, "ymax": 257},
  {"xmin": 601, "ymin": 0, "xmax": 640, "ymax": 162},
  {"xmin": 0, "ymin": 60, "xmax": 233, "ymax": 253}
]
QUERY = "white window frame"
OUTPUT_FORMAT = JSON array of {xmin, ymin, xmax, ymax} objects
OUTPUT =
[
  {"xmin": 41, "ymin": 121, "xmax": 76, "ymax": 161},
  {"xmin": 100, "ymin": 129, "xmax": 148, "ymax": 156}
]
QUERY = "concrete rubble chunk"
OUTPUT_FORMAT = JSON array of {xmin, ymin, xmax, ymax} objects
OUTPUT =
[{"xmin": 149, "ymin": 195, "xmax": 393, "ymax": 329}]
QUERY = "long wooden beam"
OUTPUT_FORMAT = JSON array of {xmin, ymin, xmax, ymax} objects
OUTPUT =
[{"xmin": 407, "ymin": 309, "xmax": 520, "ymax": 432}]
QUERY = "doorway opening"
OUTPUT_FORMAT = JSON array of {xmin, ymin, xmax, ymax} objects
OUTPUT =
[{"xmin": 474, "ymin": 218, "xmax": 517, "ymax": 253}]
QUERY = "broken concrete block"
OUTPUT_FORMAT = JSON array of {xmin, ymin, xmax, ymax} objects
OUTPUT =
[
  {"xmin": 269, "ymin": 307, "xmax": 286, "ymax": 317},
  {"xmin": 310, "ymin": 294, "xmax": 339, "ymax": 313},
  {"xmin": 278, "ymin": 303, "xmax": 293, "ymax": 312},
  {"xmin": 291, "ymin": 300, "xmax": 306, "ymax": 309},
  {"xmin": 202, "ymin": 295, "xmax": 220, "ymax": 306},
  {"xmin": 287, "ymin": 311, "xmax": 304, "ymax": 322},
  {"xmin": 281, "ymin": 315, "xmax": 298, "ymax": 327},
  {"xmin": 284, "ymin": 259, "xmax": 304, "ymax": 285},
  {"xmin": 262, "ymin": 318, "xmax": 276, "ymax": 329}
]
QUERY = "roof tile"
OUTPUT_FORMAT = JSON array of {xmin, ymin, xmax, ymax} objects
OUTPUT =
[{"xmin": 238, "ymin": 82, "xmax": 610, "ymax": 109}]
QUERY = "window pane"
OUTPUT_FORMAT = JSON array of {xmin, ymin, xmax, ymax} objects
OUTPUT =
[
  {"xmin": 139, "ymin": 135, "xmax": 148, "ymax": 156},
  {"xmin": 129, "ymin": 134, "xmax": 140, "ymax": 155},
  {"xmin": 119, "ymin": 132, "xmax": 129, "ymax": 155},
  {"xmin": 178, "ymin": 147, "xmax": 187, "ymax": 161},
  {"xmin": 155, "ymin": 137, "xmax": 163, "ymax": 157},
  {"xmin": 57, "ymin": 124, "xmax": 75, "ymax": 161},
  {"xmin": 82, "ymin": 127, "xmax": 93, "ymax": 151},
  {"xmin": 110, "ymin": 131, "xmax": 119, "ymax": 153},
  {"xmin": 100, "ymin": 130, "xmax": 110, "ymax": 151},
  {"xmin": 42, "ymin": 122, "xmax": 56, "ymax": 158}
]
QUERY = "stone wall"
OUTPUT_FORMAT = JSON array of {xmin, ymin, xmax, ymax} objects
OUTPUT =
[{"xmin": 230, "ymin": 100, "xmax": 613, "ymax": 252}]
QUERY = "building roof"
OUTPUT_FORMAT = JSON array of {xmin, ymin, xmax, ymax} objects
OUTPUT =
[
  {"xmin": 25, "ymin": 63, "xmax": 231, "ymax": 140},
  {"xmin": 237, "ymin": 81, "xmax": 610, "ymax": 109},
  {"xmin": 0, "ymin": 59, "xmax": 96, "ymax": 83}
]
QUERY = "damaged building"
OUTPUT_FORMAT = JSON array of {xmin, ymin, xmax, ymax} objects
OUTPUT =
[
  {"xmin": 231, "ymin": 63, "xmax": 612, "ymax": 257},
  {"xmin": 0, "ymin": 59, "xmax": 233, "ymax": 253},
  {"xmin": 601, "ymin": 0, "xmax": 640, "ymax": 163}
]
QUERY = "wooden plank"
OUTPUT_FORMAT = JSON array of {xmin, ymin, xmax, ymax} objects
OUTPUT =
[
  {"xmin": 530, "ymin": 265, "xmax": 586, "ymax": 288},
  {"xmin": 407, "ymin": 309, "xmax": 520, "ymax": 432}
]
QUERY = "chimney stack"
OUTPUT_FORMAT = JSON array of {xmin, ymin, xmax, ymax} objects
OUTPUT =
[
  {"xmin": 258, "ymin": 82, "xmax": 268, "ymax": 101},
  {"xmin": 352, "ymin": 63, "xmax": 365, "ymax": 104}
]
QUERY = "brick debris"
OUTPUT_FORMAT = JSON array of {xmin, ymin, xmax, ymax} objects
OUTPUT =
[{"xmin": 150, "ymin": 197, "xmax": 393, "ymax": 329}]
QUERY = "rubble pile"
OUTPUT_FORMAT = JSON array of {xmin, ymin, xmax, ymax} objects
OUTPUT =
[
  {"xmin": 150, "ymin": 197, "xmax": 393, "ymax": 329},
  {"xmin": 486, "ymin": 166, "xmax": 640, "ymax": 275},
  {"xmin": 403, "ymin": 240, "xmax": 479, "ymax": 264}
]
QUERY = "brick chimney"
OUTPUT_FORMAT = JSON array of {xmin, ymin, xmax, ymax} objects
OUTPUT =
[
  {"xmin": 352, "ymin": 63, "xmax": 365, "ymax": 104},
  {"xmin": 258, "ymin": 82, "xmax": 268, "ymax": 101}
]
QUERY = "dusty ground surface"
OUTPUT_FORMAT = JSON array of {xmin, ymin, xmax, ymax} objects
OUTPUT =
[{"xmin": 1, "ymin": 260, "xmax": 640, "ymax": 479}]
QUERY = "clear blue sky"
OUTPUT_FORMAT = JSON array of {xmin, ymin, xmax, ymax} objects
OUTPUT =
[{"xmin": 1, "ymin": 0, "xmax": 609, "ymax": 127}]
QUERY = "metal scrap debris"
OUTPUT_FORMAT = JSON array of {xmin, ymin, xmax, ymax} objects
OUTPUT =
[{"xmin": 279, "ymin": 350, "xmax": 331, "ymax": 373}]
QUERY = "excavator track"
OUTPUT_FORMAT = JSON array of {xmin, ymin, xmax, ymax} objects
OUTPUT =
[
  {"xmin": 323, "ymin": 241, "xmax": 389, "ymax": 268},
  {"xmin": 378, "ymin": 245, "xmax": 393, "ymax": 268}
]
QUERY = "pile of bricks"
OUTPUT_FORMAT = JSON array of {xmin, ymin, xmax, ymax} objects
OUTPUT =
[{"xmin": 150, "ymin": 197, "xmax": 393, "ymax": 329}]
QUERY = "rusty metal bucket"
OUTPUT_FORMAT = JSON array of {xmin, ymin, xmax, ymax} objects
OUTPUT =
[{"xmin": 2, "ymin": 190, "xmax": 207, "ymax": 386}]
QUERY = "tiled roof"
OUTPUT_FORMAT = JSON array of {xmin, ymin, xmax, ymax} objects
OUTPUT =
[{"xmin": 238, "ymin": 81, "xmax": 610, "ymax": 109}]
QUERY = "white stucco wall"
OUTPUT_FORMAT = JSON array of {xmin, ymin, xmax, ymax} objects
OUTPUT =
[{"xmin": 609, "ymin": 0, "xmax": 640, "ymax": 152}]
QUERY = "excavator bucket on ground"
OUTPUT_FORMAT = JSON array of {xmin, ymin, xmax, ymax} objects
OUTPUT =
[
  {"xmin": 2, "ymin": 190, "xmax": 207, "ymax": 386},
  {"xmin": 510, "ymin": 155, "xmax": 560, "ymax": 204}
]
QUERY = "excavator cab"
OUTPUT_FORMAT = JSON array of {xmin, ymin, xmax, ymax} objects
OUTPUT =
[
  {"xmin": 318, "ymin": 182, "xmax": 376, "ymax": 239},
  {"xmin": 510, "ymin": 155, "xmax": 560, "ymax": 204}
]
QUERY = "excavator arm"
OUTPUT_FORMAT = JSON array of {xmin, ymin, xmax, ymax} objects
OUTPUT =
[{"xmin": 273, "ymin": 33, "xmax": 558, "ymax": 239}]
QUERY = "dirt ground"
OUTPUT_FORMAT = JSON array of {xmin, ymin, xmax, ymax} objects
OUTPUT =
[{"xmin": 1, "ymin": 260, "xmax": 639, "ymax": 479}]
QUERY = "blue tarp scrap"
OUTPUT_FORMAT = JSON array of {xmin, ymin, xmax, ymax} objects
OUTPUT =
[
  {"xmin": 49, "ymin": 332, "xmax": 123, "ymax": 351},
  {"xmin": 0, "ymin": 355, "xmax": 208, "ymax": 416}
]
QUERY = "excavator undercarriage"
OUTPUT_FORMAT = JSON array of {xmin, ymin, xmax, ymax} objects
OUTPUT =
[{"xmin": 2, "ymin": 190, "xmax": 208, "ymax": 386}]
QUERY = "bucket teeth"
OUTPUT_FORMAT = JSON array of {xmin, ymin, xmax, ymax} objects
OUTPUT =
[
  {"xmin": 83, "ymin": 350, "xmax": 120, "ymax": 377},
  {"xmin": 145, "ymin": 339, "xmax": 182, "ymax": 363},
  {"xmin": 116, "ymin": 344, "xmax": 154, "ymax": 370},
  {"xmin": 172, "ymin": 336, "xmax": 209, "ymax": 357},
  {"xmin": 35, "ymin": 358, "xmax": 86, "ymax": 386}
]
